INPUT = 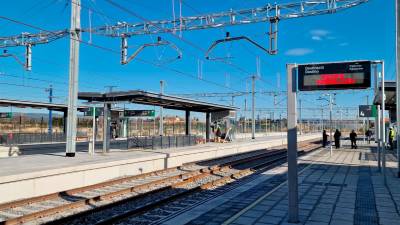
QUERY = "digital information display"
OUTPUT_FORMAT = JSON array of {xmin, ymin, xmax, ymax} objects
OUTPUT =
[{"xmin": 298, "ymin": 61, "xmax": 371, "ymax": 91}]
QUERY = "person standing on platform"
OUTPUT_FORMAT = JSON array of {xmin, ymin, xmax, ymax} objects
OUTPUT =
[
  {"xmin": 350, "ymin": 130, "xmax": 357, "ymax": 149},
  {"xmin": 322, "ymin": 130, "xmax": 328, "ymax": 147},
  {"xmin": 334, "ymin": 129, "xmax": 341, "ymax": 149},
  {"xmin": 365, "ymin": 129, "xmax": 372, "ymax": 144},
  {"xmin": 388, "ymin": 127, "xmax": 395, "ymax": 150}
]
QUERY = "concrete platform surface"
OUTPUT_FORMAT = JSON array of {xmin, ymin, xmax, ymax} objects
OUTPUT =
[
  {"xmin": 0, "ymin": 133, "xmax": 319, "ymax": 204},
  {"xmin": 164, "ymin": 144, "xmax": 400, "ymax": 225}
]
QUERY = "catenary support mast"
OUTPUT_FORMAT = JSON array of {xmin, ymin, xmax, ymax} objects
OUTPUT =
[{"xmin": 65, "ymin": 0, "xmax": 81, "ymax": 157}]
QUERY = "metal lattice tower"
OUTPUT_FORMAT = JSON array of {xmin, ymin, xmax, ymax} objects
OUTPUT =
[{"xmin": 0, "ymin": 0, "xmax": 368, "ymax": 48}]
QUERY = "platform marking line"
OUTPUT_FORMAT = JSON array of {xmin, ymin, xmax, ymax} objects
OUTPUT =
[{"xmin": 221, "ymin": 149, "xmax": 325, "ymax": 225}]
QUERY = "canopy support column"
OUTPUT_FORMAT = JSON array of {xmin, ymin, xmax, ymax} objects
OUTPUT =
[
  {"xmin": 103, "ymin": 103, "xmax": 111, "ymax": 153},
  {"xmin": 206, "ymin": 112, "xmax": 211, "ymax": 142},
  {"xmin": 185, "ymin": 110, "xmax": 191, "ymax": 135}
]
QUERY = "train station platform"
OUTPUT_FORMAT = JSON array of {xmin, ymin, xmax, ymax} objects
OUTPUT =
[
  {"xmin": 165, "ymin": 142, "xmax": 400, "ymax": 225},
  {"xmin": 0, "ymin": 133, "xmax": 319, "ymax": 204}
]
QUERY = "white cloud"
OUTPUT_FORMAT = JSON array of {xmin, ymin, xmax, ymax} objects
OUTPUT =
[
  {"xmin": 311, "ymin": 36, "xmax": 322, "ymax": 41},
  {"xmin": 310, "ymin": 29, "xmax": 330, "ymax": 41},
  {"xmin": 310, "ymin": 29, "xmax": 330, "ymax": 37},
  {"xmin": 285, "ymin": 48, "xmax": 314, "ymax": 56}
]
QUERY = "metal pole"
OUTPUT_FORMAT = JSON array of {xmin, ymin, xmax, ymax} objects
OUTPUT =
[
  {"xmin": 90, "ymin": 106, "xmax": 95, "ymax": 155},
  {"xmin": 160, "ymin": 80, "xmax": 164, "ymax": 136},
  {"xmin": 206, "ymin": 112, "xmax": 211, "ymax": 142},
  {"xmin": 329, "ymin": 94, "xmax": 333, "ymax": 157},
  {"xmin": 47, "ymin": 85, "xmax": 53, "ymax": 135},
  {"xmin": 299, "ymin": 99, "xmax": 302, "ymax": 135},
  {"xmin": 251, "ymin": 75, "xmax": 256, "ymax": 139},
  {"xmin": 375, "ymin": 64, "xmax": 381, "ymax": 171},
  {"xmin": 66, "ymin": 0, "xmax": 81, "ymax": 157},
  {"xmin": 367, "ymin": 95, "xmax": 370, "ymax": 132},
  {"xmin": 363, "ymin": 118, "xmax": 366, "ymax": 143},
  {"xmin": 244, "ymin": 99, "xmax": 247, "ymax": 134},
  {"xmin": 340, "ymin": 110, "xmax": 343, "ymax": 131},
  {"xmin": 381, "ymin": 61, "xmax": 387, "ymax": 184},
  {"xmin": 377, "ymin": 104, "xmax": 382, "ymax": 171},
  {"xmin": 103, "ymin": 103, "xmax": 110, "ymax": 153},
  {"xmin": 321, "ymin": 109, "xmax": 324, "ymax": 131},
  {"xmin": 396, "ymin": 0, "xmax": 400, "ymax": 177},
  {"xmin": 286, "ymin": 64, "xmax": 298, "ymax": 223}
]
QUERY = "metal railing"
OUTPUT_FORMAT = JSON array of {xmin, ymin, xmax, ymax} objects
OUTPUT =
[
  {"xmin": 126, "ymin": 135, "xmax": 201, "ymax": 150},
  {"xmin": 0, "ymin": 132, "xmax": 87, "ymax": 145}
]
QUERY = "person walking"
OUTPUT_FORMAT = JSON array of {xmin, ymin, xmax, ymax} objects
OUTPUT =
[
  {"xmin": 365, "ymin": 129, "xmax": 372, "ymax": 144},
  {"xmin": 350, "ymin": 130, "xmax": 357, "ymax": 149},
  {"xmin": 388, "ymin": 127, "xmax": 395, "ymax": 150},
  {"xmin": 334, "ymin": 129, "xmax": 341, "ymax": 149},
  {"xmin": 322, "ymin": 130, "xmax": 328, "ymax": 147}
]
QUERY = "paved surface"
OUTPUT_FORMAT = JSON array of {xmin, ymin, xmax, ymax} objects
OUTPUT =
[
  {"xmin": 164, "ymin": 143, "xmax": 400, "ymax": 225},
  {"xmin": 0, "ymin": 134, "xmax": 315, "ymax": 177}
]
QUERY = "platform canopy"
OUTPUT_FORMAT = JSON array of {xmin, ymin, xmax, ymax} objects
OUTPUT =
[
  {"xmin": 373, "ymin": 81, "xmax": 396, "ymax": 109},
  {"xmin": 0, "ymin": 99, "xmax": 88, "ymax": 112},
  {"xmin": 78, "ymin": 90, "xmax": 238, "ymax": 113}
]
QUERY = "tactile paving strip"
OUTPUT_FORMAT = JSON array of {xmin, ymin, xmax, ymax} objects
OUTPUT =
[{"xmin": 354, "ymin": 166, "xmax": 378, "ymax": 225}]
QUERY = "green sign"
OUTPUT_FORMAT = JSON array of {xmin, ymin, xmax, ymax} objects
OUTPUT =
[
  {"xmin": 371, "ymin": 105, "xmax": 377, "ymax": 118},
  {"xmin": 0, "ymin": 112, "xmax": 12, "ymax": 119},
  {"xmin": 84, "ymin": 108, "xmax": 103, "ymax": 117},
  {"xmin": 359, "ymin": 105, "xmax": 378, "ymax": 118},
  {"xmin": 124, "ymin": 110, "xmax": 155, "ymax": 117}
]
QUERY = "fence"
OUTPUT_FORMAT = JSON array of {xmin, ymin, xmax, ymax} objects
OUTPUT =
[
  {"xmin": 0, "ymin": 132, "xmax": 87, "ymax": 145},
  {"xmin": 127, "ymin": 135, "xmax": 200, "ymax": 150}
]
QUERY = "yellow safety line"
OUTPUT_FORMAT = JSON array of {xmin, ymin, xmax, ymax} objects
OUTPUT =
[{"xmin": 222, "ymin": 150, "xmax": 325, "ymax": 225}]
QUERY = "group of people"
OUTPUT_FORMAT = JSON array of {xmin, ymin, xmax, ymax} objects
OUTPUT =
[
  {"xmin": 322, "ymin": 129, "xmax": 352, "ymax": 149},
  {"xmin": 322, "ymin": 127, "xmax": 397, "ymax": 150}
]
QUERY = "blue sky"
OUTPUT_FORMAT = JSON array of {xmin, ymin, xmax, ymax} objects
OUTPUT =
[{"xmin": 0, "ymin": 0, "xmax": 395, "ymax": 119}]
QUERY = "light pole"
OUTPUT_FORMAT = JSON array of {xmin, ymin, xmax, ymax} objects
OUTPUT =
[
  {"xmin": 251, "ymin": 75, "xmax": 256, "ymax": 139},
  {"xmin": 45, "ymin": 85, "xmax": 53, "ymax": 135},
  {"xmin": 318, "ymin": 94, "xmax": 335, "ymax": 156},
  {"xmin": 160, "ymin": 80, "xmax": 164, "ymax": 136}
]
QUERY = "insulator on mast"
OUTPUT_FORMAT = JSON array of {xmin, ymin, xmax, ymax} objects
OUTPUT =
[
  {"xmin": 25, "ymin": 44, "xmax": 32, "ymax": 71},
  {"xmin": 268, "ymin": 17, "xmax": 279, "ymax": 55},
  {"xmin": 121, "ymin": 36, "xmax": 128, "ymax": 65}
]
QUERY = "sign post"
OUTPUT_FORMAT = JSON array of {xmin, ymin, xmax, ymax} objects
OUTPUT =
[
  {"xmin": 381, "ymin": 61, "xmax": 386, "ymax": 185},
  {"xmin": 287, "ymin": 63, "xmax": 298, "ymax": 223}
]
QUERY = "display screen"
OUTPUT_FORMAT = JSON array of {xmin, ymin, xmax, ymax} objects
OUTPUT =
[{"xmin": 298, "ymin": 61, "xmax": 371, "ymax": 91}]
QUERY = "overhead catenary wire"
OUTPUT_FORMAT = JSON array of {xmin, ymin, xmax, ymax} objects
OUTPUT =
[
  {"xmin": 104, "ymin": 0, "xmax": 256, "ymax": 77},
  {"xmin": 1, "ymin": 2, "xmax": 295, "ymax": 108},
  {"xmin": 0, "ymin": 15, "xmax": 251, "ymax": 95},
  {"xmin": 66, "ymin": 0, "xmax": 254, "ymax": 90}
]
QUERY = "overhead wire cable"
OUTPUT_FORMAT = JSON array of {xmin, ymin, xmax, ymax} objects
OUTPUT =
[{"xmin": 0, "ymin": 15, "xmax": 248, "ymax": 94}]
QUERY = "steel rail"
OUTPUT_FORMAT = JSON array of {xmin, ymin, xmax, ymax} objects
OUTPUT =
[
  {"xmin": 93, "ymin": 143, "xmax": 320, "ymax": 225},
  {"xmin": 0, "ymin": 141, "xmax": 320, "ymax": 225}
]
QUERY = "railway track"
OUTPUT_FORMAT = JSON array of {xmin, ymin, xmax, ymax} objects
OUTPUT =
[{"xmin": 0, "ymin": 140, "xmax": 320, "ymax": 225}]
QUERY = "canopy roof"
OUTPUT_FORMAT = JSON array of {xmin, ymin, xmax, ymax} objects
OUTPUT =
[
  {"xmin": 78, "ymin": 90, "xmax": 238, "ymax": 113},
  {"xmin": 0, "ymin": 99, "xmax": 87, "ymax": 112}
]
